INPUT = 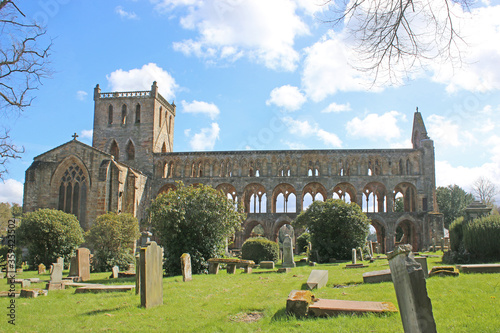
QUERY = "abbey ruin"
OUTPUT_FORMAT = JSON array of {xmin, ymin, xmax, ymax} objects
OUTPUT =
[{"xmin": 23, "ymin": 82, "xmax": 444, "ymax": 253}]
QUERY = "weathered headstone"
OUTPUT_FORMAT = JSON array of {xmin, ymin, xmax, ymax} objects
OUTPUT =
[
  {"xmin": 357, "ymin": 247, "xmax": 364, "ymax": 260},
  {"xmin": 111, "ymin": 266, "xmax": 119, "ymax": 279},
  {"xmin": 368, "ymin": 241, "xmax": 374, "ymax": 258},
  {"xmin": 306, "ymin": 270, "xmax": 328, "ymax": 290},
  {"xmin": 260, "ymin": 261, "xmax": 275, "ymax": 269},
  {"xmin": 38, "ymin": 263, "xmax": 46, "ymax": 274},
  {"xmin": 46, "ymin": 262, "xmax": 65, "ymax": 290},
  {"xmin": 135, "ymin": 254, "xmax": 140, "ymax": 295},
  {"xmin": 57, "ymin": 257, "xmax": 64, "ymax": 268},
  {"xmin": 362, "ymin": 269, "xmax": 392, "ymax": 284},
  {"xmin": 286, "ymin": 290, "xmax": 397, "ymax": 318},
  {"xmin": 282, "ymin": 235, "xmax": 296, "ymax": 268},
  {"xmin": 388, "ymin": 245, "xmax": 437, "ymax": 333},
  {"xmin": 140, "ymin": 241, "xmax": 163, "ymax": 308},
  {"xmin": 180, "ymin": 253, "xmax": 192, "ymax": 282},
  {"xmin": 414, "ymin": 257, "xmax": 428, "ymax": 278},
  {"xmin": 352, "ymin": 248, "xmax": 357, "ymax": 264},
  {"xmin": 458, "ymin": 264, "xmax": 500, "ymax": 274}
]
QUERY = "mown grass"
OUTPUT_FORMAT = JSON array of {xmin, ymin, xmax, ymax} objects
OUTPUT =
[{"xmin": 1, "ymin": 252, "xmax": 499, "ymax": 332}]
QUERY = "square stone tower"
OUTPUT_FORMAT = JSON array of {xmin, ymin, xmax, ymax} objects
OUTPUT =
[{"xmin": 92, "ymin": 82, "xmax": 175, "ymax": 175}]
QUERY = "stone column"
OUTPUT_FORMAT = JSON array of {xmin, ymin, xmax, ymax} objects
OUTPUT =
[{"xmin": 388, "ymin": 245, "xmax": 436, "ymax": 333}]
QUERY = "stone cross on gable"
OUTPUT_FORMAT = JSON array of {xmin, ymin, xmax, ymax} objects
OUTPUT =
[{"xmin": 72, "ymin": 133, "xmax": 78, "ymax": 140}]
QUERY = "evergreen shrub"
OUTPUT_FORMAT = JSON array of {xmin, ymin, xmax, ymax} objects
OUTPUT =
[
  {"xmin": 463, "ymin": 215, "xmax": 500, "ymax": 260},
  {"xmin": 449, "ymin": 216, "xmax": 464, "ymax": 252},
  {"xmin": 241, "ymin": 237, "xmax": 279, "ymax": 263},
  {"xmin": 296, "ymin": 232, "xmax": 310, "ymax": 253}
]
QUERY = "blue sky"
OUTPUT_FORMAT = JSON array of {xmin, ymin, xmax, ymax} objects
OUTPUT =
[{"xmin": 2, "ymin": 0, "xmax": 500, "ymax": 204}]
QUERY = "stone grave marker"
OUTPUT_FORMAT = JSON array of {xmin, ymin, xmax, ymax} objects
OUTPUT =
[
  {"xmin": 38, "ymin": 264, "xmax": 46, "ymax": 274},
  {"xmin": 135, "ymin": 254, "xmax": 140, "ymax": 295},
  {"xmin": 286, "ymin": 290, "xmax": 397, "ymax": 318},
  {"xmin": 306, "ymin": 270, "xmax": 328, "ymax": 290},
  {"xmin": 57, "ymin": 257, "xmax": 64, "ymax": 268},
  {"xmin": 260, "ymin": 261, "xmax": 275, "ymax": 269},
  {"xmin": 414, "ymin": 256, "xmax": 428, "ymax": 278},
  {"xmin": 46, "ymin": 262, "xmax": 64, "ymax": 290},
  {"xmin": 281, "ymin": 235, "xmax": 296, "ymax": 268},
  {"xmin": 180, "ymin": 253, "xmax": 192, "ymax": 282},
  {"xmin": 111, "ymin": 266, "xmax": 119, "ymax": 279},
  {"xmin": 352, "ymin": 248, "xmax": 357, "ymax": 264},
  {"xmin": 458, "ymin": 264, "xmax": 500, "ymax": 274},
  {"xmin": 140, "ymin": 241, "xmax": 163, "ymax": 308},
  {"xmin": 388, "ymin": 245, "xmax": 437, "ymax": 333},
  {"xmin": 68, "ymin": 248, "xmax": 91, "ymax": 282},
  {"xmin": 362, "ymin": 269, "xmax": 392, "ymax": 284}
]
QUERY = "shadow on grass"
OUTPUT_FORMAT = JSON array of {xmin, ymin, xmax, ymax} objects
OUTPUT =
[
  {"xmin": 83, "ymin": 305, "xmax": 131, "ymax": 316},
  {"xmin": 271, "ymin": 307, "xmax": 292, "ymax": 322},
  {"xmin": 88, "ymin": 277, "xmax": 136, "ymax": 285}
]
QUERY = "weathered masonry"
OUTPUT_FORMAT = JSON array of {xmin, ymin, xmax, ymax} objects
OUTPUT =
[{"xmin": 24, "ymin": 82, "xmax": 444, "ymax": 253}]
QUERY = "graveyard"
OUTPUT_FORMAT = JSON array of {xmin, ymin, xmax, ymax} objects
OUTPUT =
[{"xmin": 1, "ymin": 252, "xmax": 499, "ymax": 332}]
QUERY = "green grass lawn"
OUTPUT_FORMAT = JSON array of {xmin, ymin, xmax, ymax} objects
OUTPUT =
[{"xmin": 1, "ymin": 253, "xmax": 499, "ymax": 332}]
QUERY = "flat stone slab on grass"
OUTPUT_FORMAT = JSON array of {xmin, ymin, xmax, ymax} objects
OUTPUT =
[
  {"xmin": 306, "ymin": 270, "xmax": 328, "ymax": 290},
  {"xmin": 345, "ymin": 263, "xmax": 368, "ymax": 269},
  {"xmin": 458, "ymin": 264, "xmax": 500, "ymax": 274},
  {"xmin": 286, "ymin": 290, "xmax": 397, "ymax": 318},
  {"xmin": 64, "ymin": 282, "xmax": 104, "ymax": 288},
  {"xmin": 259, "ymin": 261, "xmax": 275, "ymax": 269},
  {"xmin": 429, "ymin": 266, "xmax": 459, "ymax": 277},
  {"xmin": 309, "ymin": 299, "xmax": 397, "ymax": 317},
  {"xmin": 363, "ymin": 269, "xmax": 392, "ymax": 284},
  {"xmin": 75, "ymin": 285, "xmax": 135, "ymax": 294}
]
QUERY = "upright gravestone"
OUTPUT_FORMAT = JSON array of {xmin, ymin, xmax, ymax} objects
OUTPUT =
[
  {"xmin": 111, "ymin": 266, "xmax": 119, "ymax": 279},
  {"xmin": 135, "ymin": 254, "xmax": 140, "ymax": 295},
  {"xmin": 46, "ymin": 262, "xmax": 64, "ymax": 290},
  {"xmin": 352, "ymin": 249, "xmax": 357, "ymax": 265},
  {"xmin": 282, "ymin": 235, "xmax": 296, "ymax": 268},
  {"xmin": 140, "ymin": 241, "xmax": 163, "ymax": 308},
  {"xmin": 38, "ymin": 263, "xmax": 46, "ymax": 274},
  {"xmin": 388, "ymin": 245, "xmax": 437, "ymax": 333},
  {"xmin": 369, "ymin": 241, "xmax": 374, "ymax": 258},
  {"xmin": 180, "ymin": 253, "xmax": 192, "ymax": 282},
  {"xmin": 69, "ymin": 248, "xmax": 91, "ymax": 282},
  {"xmin": 57, "ymin": 257, "xmax": 64, "ymax": 268}
]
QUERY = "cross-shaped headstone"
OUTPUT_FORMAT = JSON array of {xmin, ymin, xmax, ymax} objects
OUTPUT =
[{"xmin": 72, "ymin": 133, "xmax": 78, "ymax": 140}]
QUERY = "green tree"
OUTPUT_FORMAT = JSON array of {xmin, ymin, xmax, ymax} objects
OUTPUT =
[
  {"xmin": 85, "ymin": 212, "xmax": 140, "ymax": 272},
  {"xmin": 149, "ymin": 182, "xmax": 245, "ymax": 275},
  {"xmin": 0, "ymin": 202, "xmax": 12, "ymax": 237},
  {"xmin": 436, "ymin": 185, "xmax": 474, "ymax": 229},
  {"xmin": 394, "ymin": 197, "xmax": 404, "ymax": 212},
  {"xmin": 294, "ymin": 199, "xmax": 369, "ymax": 262},
  {"xmin": 18, "ymin": 209, "xmax": 84, "ymax": 267},
  {"xmin": 11, "ymin": 203, "xmax": 22, "ymax": 218}
]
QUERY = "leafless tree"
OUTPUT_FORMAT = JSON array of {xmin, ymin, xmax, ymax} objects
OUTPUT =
[
  {"xmin": 0, "ymin": 0, "xmax": 51, "ymax": 178},
  {"xmin": 472, "ymin": 177, "xmax": 498, "ymax": 206},
  {"xmin": 322, "ymin": 0, "xmax": 472, "ymax": 83}
]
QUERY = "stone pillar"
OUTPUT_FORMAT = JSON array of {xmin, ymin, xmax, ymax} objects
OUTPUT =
[
  {"xmin": 180, "ymin": 253, "xmax": 192, "ymax": 282},
  {"xmin": 388, "ymin": 245, "xmax": 436, "ymax": 333},
  {"xmin": 352, "ymin": 249, "xmax": 357, "ymax": 264}
]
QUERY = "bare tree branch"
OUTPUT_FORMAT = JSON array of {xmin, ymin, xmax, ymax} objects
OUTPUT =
[
  {"xmin": 0, "ymin": 1, "xmax": 52, "ymax": 178},
  {"xmin": 472, "ymin": 177, "xmax": 499, "ymax": 206},
  {"xmin": 322, "ymin": 0, "xmax": 471, "ymax": 83}
]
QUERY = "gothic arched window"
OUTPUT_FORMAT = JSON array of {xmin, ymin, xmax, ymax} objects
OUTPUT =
[
  {"xmin": 126, "ymin": 140, "xmax": 135, "ymax": 160},
  {"xmin": 110, "ymin": 140, "xmax": 119, "ymax": 160},
  {"xmin": 58, "ymin": 163, "xmax": 88, "ymax": 224}
]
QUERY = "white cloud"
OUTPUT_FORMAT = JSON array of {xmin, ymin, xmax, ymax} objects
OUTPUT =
[
  {"xmin": 189, "ymin": 123, "xmax": 220, "ymax": 150},
  {"xmin": 282, "ymin": 117, "xmax": 342, "ymax": 148},
  {"xmin": 184, "ymin": 129, "xmax": 191, "ymax": 136},
  {"xmin": 426, "ymin": 114, "xmax": 475, "ymax": 147},
  {"xmin": 266, "ymin": 85, "xmax": 306, "ymax": 111},
  {"xmin": 346, "ymin": 111, "xmax": 404, "ymax": 141},
  {"xmin": 80, "ymin": 129, "xmax": 93, "ymax": 139},
  {"xmin": 166, "ymin": 0, "xmax": 310, "ymax": 71},
  {"xmin": 76, "ymin": 90, "xmax": 88, "ymax": 101},
  {"xmin": 302, "ymin": 31, "xmax": 379, "ymax": 101},
  {"xmin": 106, "ymin": 63, "xmax": 178, "ymax": 99},
  {"xmin": 181, "ymin": 100, "xmax": 220, "ymax": 119},
  {"xmin": 430, "ymin": 5, "xmax": 500, "ymax": 92},
  {"xmin": 321, "ymin": 102, "xmax": 351, "ymax": 113},
  {"xmin": 115, "ymin": 6, "xmax": 138, "ymax": 20},
  {"xmin": 390, "ymin": 139, "xmax": 413, "ymax": 149},
  {"xmin": 282, "ymin": 140, "xmax": 307, "ymax": 149},
  {"xmin": 0, "ymin": 179, "xmax": 23, "ymax": 204}
]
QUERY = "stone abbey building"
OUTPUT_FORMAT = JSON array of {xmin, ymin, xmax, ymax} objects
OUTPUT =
[{"xmin": 24, "ymin": 82, "xmax": 444, "ymax": 253}]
